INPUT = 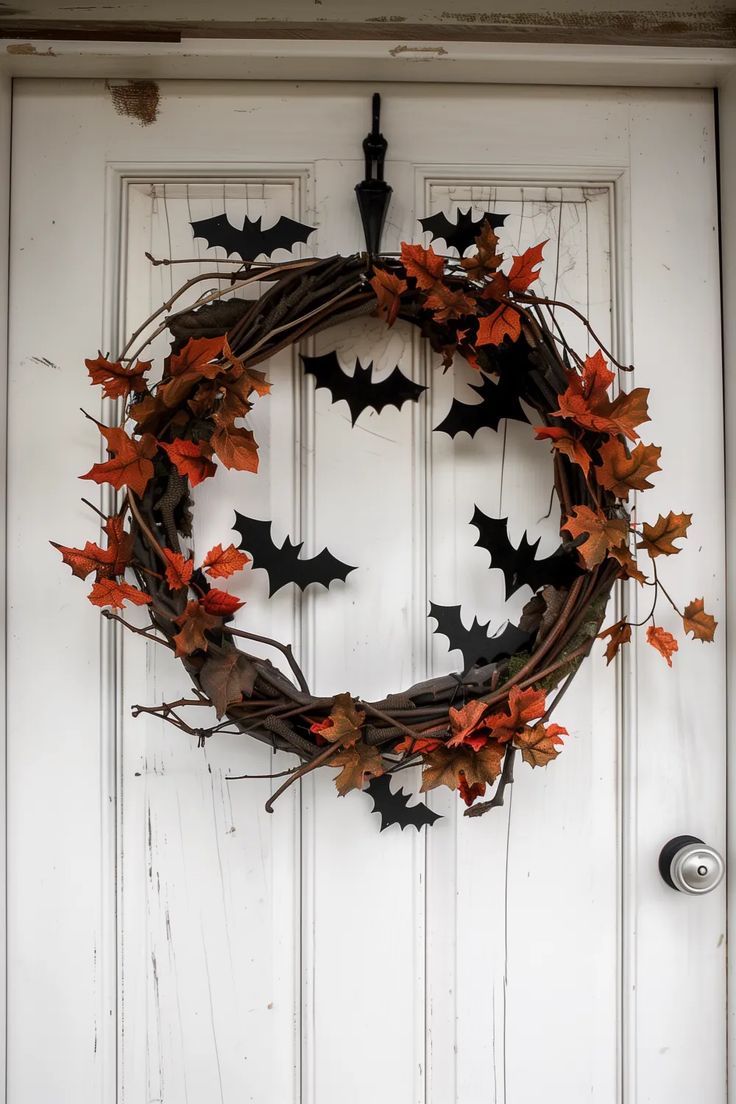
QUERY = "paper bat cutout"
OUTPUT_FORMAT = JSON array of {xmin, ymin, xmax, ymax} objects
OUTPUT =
[
  {"xmin": 419, "ymin": 208, "xmax": 508, "ymax": 255},
  {"xmin": 429, "ymin": 602, "xmax": 532, "ymax": 670},
  {"xmin": 470, "ymin": 508, "xmax": 581, "ymax": 599},
  {"xmin": 190, "ymin": 213, "xmax": 316, "ymax": 261},
  {"xmin": 366, "ymin": 775, "xmax": 442, "ymax": 832},
  {"xmin": 301, "ymin": 351, "xmax": 426, "ymax": 426},
  {"xmin": 434, "ymin": 371, "xmax": 529, "ymax": 438},
  {"xmin": 233, "ymin": 513, "xmax": 356, "ymax": 596}
]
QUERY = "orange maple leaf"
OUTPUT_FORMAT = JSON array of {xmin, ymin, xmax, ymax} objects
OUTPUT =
[
  {"xmin": 393, "ymin": 734, "xmax": 443, "ymax": 755},
  {"xmin": 598, "ymin": 619, "xmax": 632, "ymax": 664},
  {"xmin": 370, "ymin": 267, "xmax": 408, "ymax": 327},
  {"xmin": 604, "ymin": 388, "xmax": 651, "ymax": 443},
  {"xmin": 595, "ymin": 439, "xmax": 661, "ymax": 498},
  {"xmin": 81, "ymin": 424, "xmax": 157, "ymax": 498},
  {"xmin": 201, "ymin": 588, "xmax": 244, "ymax": 616},
  {"xmin": 162, "ymin": 549, "xmax": 193, "ymax": 591},
  {"xmin": 202, "ymin": 543, "xmax": 250, "ymax": 579},
  {"xmin": 636, "ymin": 512, "xmax": 692, "ymax": 558},
  {"xmin": 424, "ymin": 282, "xmax": 478, "ymax": 323},
  {"xmin": 646, "ymin": 625, "xmax": 678, "ymax": 667},
  {"xmin": 52, "ymin": 539, "xmax": 115, "ymax": 580},
  {"xmin": 607, "ymin": 543, "xmax": 647, "ymax": 585},
  {"xmin": 330, "ymin": 741, "xmax": 384, "ymax": 796},
  {"xmin": 486, "ymin": 685, "xmax": 547, "ymax": 744},
  {"xmin": 310, "ymin": 693, "xmax": 366, "ymax": 748},
  {"xmin": 400, "ymin": 241, "xmax": 445, "ymax": 289},
  {"xmin": 506, "ymin": 240, "xmax": 548, "ymax": 292},
  {"xmin": 447, "ymin": 699, "xmax": 493, "ymax": 751},
  {"xmin": 514, "ymin": 722, "xmax": 566, "ymax": 767},
  {"xmin": 211, "ymin": 424, "xmax": 259, "ymax": 472},
  {"xmin": 86, "ymin": 353, "xmax": 150, "ymax": 400},
  {"xmin": 420, "ymin": 742, "xmax": 506, "ymax": 793},
  {"xmin": 476, "ymin": 303, "xmax": 521, "ymax": 346},
  {"xmin": 168, "ymin": 335, "xmax": 226, "ymax": 380},
  {"xmin": 683, "ymin": 598, "xmax": 717, "ymax": 642},
  {"xmin": 160, "ymin": 438, "xmax": 217, "ymax": 487},
  {"xmin": 534, "ymin": 425, "xmax": 591, "ymax": 474},
  {"xmin": 88, "ymin": 577, "xmax": 151, "ymax": 610},
  {"xmin": 561, "ymin": 505, "xmax": 628, "ymax": 568}
]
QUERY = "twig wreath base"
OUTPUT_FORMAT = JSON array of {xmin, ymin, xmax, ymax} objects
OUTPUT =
[{"xmin": 53, "ymin": 222, "xmax": 716, "ymax": 821}]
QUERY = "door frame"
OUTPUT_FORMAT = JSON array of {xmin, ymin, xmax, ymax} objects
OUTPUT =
[{"xmin": 0, "ymin": 40, "xmax": 734, "ymax": 1101}]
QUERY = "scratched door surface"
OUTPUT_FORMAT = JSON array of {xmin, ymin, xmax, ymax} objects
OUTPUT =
[{"xmin": 7, "ymin": 81, "xmax": 726, "ymax": 1103}]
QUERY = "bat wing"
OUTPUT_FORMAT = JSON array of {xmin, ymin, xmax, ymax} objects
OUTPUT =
[
  {"xmin": 419, "ymin": 208, "xmax": 508, "ymax": 255},
  {"xmin": 233, "ymin": 512, "xmax": 356, "ymax": 596},
  {"xmin": 471, "ymin": 508, "xmax": 580, "ymax": 599},
  {"xmin": 366, "ymin": 775, "xmax": 442, "ymax": 832},
  {"xmin": 190, "ymin": 214, "xmax": 244, "ymax": 259},
  {"xmin": 302, "ymin": 353, "xmax": 425, "ymax": 426},
  {"xmin": 433, "ymin": 372, "xmax": 529, "ymax": 439},
  {"xmin": 191, "ymin": 213, "xmax": 316, "ymax": 261},
  {"xmin": 429, "ymin": 602, "xmax": 532, "ymax": 670}
]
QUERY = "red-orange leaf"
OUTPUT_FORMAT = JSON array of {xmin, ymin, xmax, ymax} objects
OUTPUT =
[
  {"xmin": 370, "ymin": 267, "xmax": 408, "ymax": 327},
  {"xmin": 168, "ymin": 335, "xmax": 226, "ymax": 380},
  {"xmin": 424, "ymin": 282, "xmax": 478, "ymax": 323},
  {"xmin": 211, "ymin": 424, "xmax": 259, "ymax": 472},
  {"xmin": 598, "ymin": 619, "xmax": 632, "ymax": 664},
  {"xmin": 595, "ymin": 439, "xmax": 662, "ymax": 498},
  {"xmin": 201, "ymin": 588, "xmax": 244, "ymax": 616},
  {"xmin": 506, "ymin": 240, "xmax": 547, "ymax": 292},
  {"xmin": 476, "ymin": 303, "xmax": 521, "ymax": 346},
  {"xmin": 86, "ymin": 353, "xmax": 150, "ymax": 399},
  {"xmin": 485, "ymin": 685, "xmax": 547, "ymax": 744},
  {"xmin": 160, "ymin": 438, "xmax": 217, "ymax": 487},
  {"xmin": 562, "ymin": 505, "xmax": 628, "ymax": 568},
  {"xmin": 457, "ymin": 772, "xmax": 487, "ymax": 806},
  {"xmin": 400, "ymin": 241, "xmax": 445, "ymax": 290},
  {"xmin": 162, "ymin": 549, "xmax": 193, "ymax": 591},
  {"xmin": 683, "ymin": 598, "xmax": 717, "ymax": 642},
  {"xmin": 604, "ymin": 388, "xmax": 651, "ymax": 443},
  {"xmin": 81, "ymin": 424, "xmax": 157, "ymax": 497},
  {"xmin": 534, "ymin": 425, "xmax": 591, "ymax": 474},
  {"xmin": 52, "ymin": 539, "xmax": 114, "ymax": 580},
  {"xmin": 88, "ymin": 577, "xmax": 151, "ymax": 610},
  {"xmin": 202, "ymin": 543, "xmax": 250, "ymax": 579},
  {"xmin": 646, "ymin": 625, "xmax": 678, "ymax": 667},
  {"xmin": 636, "ymin": 511, "xmax": 692, "ymax": 558},
  {"xmin": 447, "ymin": 700, "xmax": 493, "ymax": 751}
]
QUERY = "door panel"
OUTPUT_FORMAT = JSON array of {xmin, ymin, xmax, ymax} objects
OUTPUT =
[{"xmin": 6, "ymin": 80, "xmax": 725, "ymax": 1103}]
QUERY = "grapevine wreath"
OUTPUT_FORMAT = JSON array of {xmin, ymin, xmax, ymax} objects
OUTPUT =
[{"xmin": 52, "ymin": 207, "xmax": 717, "ymax": 829}]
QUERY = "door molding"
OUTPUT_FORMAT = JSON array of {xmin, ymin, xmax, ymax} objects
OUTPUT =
[{"xmin": 1, "ymin": 43, "xmax": 734, "ymax": 1103}]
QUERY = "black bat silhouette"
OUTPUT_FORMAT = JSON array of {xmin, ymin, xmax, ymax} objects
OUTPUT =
[
  {"xmin": 429, "ymin": 602, "xmax": 533, "ymax": 671},
  {"xmin": 233, "ymin": 513, "xmax": 356, "ymax": 596},
  {"xmin": 190, "ymin": 213, "xmax": 316, "ymax": 261},
  {"xmin": 470, "ymin": 508, "xmax": 581, "ymax": 600},
  {"xmin": 301, "ymin": 351, "xmax": 426, "ymax": 426},
  {"xmin": 419, "ymin": 208, "xmax": 508, "ymax": 255},
  {"xmin": 366, "ymin": 775, "xmax": 442, "ymax": 832},
  {"xmin": 433, "ymin": 371, "xmax": 529, "ymax": 439}
]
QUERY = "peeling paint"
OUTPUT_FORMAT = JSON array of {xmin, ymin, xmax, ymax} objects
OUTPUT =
[
  {"xmin": 6, "ymin": 41, "xmax": 54, "ymax": 54},
  {"xmin": 389, "ymin": 43, "xmax": 448, "ymax": 55},
  {"xmin": 106, "ymin": 78, "xmax": 160, "ymax": 126}
]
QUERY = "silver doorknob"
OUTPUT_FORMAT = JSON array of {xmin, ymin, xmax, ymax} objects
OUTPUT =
[{"xmin": 659, "ymin": 835, "xmax": 725, "ymax": 895}]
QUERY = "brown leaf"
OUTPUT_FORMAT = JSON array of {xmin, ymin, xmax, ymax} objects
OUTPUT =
[
  {"xmin": 683, "ymin": 598, "xmax": 717, "ymax": 642},
  {"xmin": 310, "ymin": 693, "xmax": 366, "ymax": 747},
  {"xmin": 534, "ymin": 425, "xmax": 591, "ymax": 474},
  {"xmin": 514, "ymin": 722, "xmax": 566, "ymax": 766},
  {"xmin": 423, "ymin": 282, "xmax": 478, "ymax": 323},
  {"xmin": 421, "ymin": 742, "xmax": 506, "ymax": 794},
  {"xmin": 330, "ymin": 741, "xmax": 384, "ymax": 796},
  {"xmin": 172, "ymin": 600, "xmax": 221, "ymax": 657},
  {"xmin": 598, "ymin": 619, "xmax": 632, "ymax": 664},
  {"xmin": 646, "ymin": 625, "xmax": 678, "ymax": 667},
  {"xmin": 460, "ymin": 221, "xmax": 503, "ymax": 281},
  {"xmin": 636, "ymin": 511, "xmax": 692, "ymax": 558},
  {"xmin": 607, "ymin": 543, "xmax": 647, "ymax": 585},
  {"xmin": 86, "ymin": 353, "xmax": 150, "ymax": 400},
  {"xmin": 400, "ymin": 241, "xmax": 446, "ymax": 290},
  {"xmin": 199, "ymin": 649, "xmax": 257, "ymax": 718},
  {"xmin": 210, "ymin": 424, "xmax": 259, "ymax": 472},
  {"xmin": 561, "ymin": 505, "xmax": 628, "ymax": 569},
  {"xmin": 87, "ymin": 578, "xmax": 151, "ymax": 610},
  {"xmin": 81, "ymin": 424, "xmax": 157, "ymax": 498},
  {"xmin": 370, "ymin": 267, "xmax": 408, "ymax": 327},
  {"xmin": 202, "ymin": 543, "xmax": 250, "ymax": 579},
  {"xmin": 160, "ymin": 439, "xmax": 217, "ymax": 487},
  {"xmin": 595, "ymin": 439, "xmax": 661, "ymax": 498}
]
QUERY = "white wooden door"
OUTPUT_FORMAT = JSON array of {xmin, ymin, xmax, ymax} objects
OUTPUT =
[{"xmin": 6, "ymin": 80, "xmax": 725, "ymax": 1103}]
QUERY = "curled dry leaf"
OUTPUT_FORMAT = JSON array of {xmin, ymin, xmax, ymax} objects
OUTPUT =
[
  {"xmin": 457, "ymin": 772, "xmax": 487, "ymax": 807},
  {"xmin": 646, "ymin": 625, "xmax": 679, "ymax": 667},
  {"xmin": 369, "ymin": 268, "xmax": 408, "ymax": 327},
  {"xmin": 172, "ymin": 600, "xmax": 221, "ymax": 657},
  {"xmin": 447, "ymin": 699, "xmax": 493, "ymax": 751},
  {"xmin": 200, "ymin": 588, "xmax": 244, "ymax": 616},
  {"xmin": 561, "ymin": 505, "xmax": 628, "ymax": 569},
  {"xmin": 637, "ymin": 512, "xmax": 692, "ymax": 558},
  {"xmin": 607, "ymin": 544, "xmax": 647, "ymax": 585},
  {"xmin": 310, "ymin": 693, "xmax": 366, "ymax": 747},
  {"xmin": 160, "ymin": 439, "xmax": 217, "ymax": 487},
  {"xmin": 534, "ymin": 425, "xmax": 591, "ymax": 474},
  {"xmin": 460, "ymin": 221, "xmax": 503, "ymax": 281},
  {"xmin": 199, "ymin": 649, "xmax": 257, "ymax": 718},
  {"xmin": 202, "ymin": 543, "xmax": 250, "ymax": 579},
  {"xmin": 683, "ymin": 598, "xmax": 717, "ymax": 642},
  {"xmin": 598, "ymin": 619, "xmax": 632, "ymax": 665}
]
